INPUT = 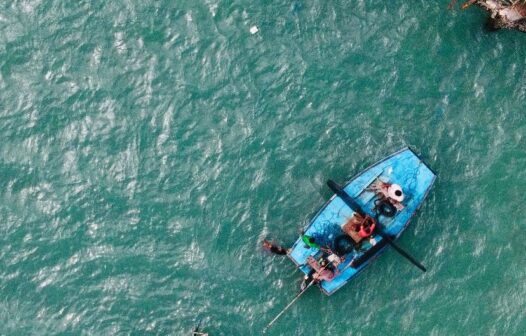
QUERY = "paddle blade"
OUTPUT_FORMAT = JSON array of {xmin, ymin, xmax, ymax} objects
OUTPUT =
[{"xmin": 377, "ymin": 231, "xmax": 427, "ymax": 272}]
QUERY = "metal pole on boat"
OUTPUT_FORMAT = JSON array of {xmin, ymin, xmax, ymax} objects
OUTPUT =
[{"xmin": 263, "ymin": 280, "xmax": 315, "ymax": 333}]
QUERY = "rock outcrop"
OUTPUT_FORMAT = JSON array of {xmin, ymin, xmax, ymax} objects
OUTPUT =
[{"xmin": 462, "ymin": 0, "xmax": 526, "ymax": 32}]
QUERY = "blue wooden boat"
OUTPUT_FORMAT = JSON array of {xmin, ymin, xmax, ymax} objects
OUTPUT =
[{"xmin": 288, "ymin": 147, "xmax": 436, "ymax": 296}]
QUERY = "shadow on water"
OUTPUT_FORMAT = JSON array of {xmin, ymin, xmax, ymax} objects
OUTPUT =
[{"xmin": 484, "ymin": 17, "xmax": 502, "ymax": 33}]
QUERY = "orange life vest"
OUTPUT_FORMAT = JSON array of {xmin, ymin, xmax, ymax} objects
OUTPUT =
[{"xmin": 358, "ymin": 217, "xmax": 376, "ymax": 238}]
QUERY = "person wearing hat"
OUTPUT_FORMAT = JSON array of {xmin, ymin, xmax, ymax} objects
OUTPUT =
[
  {"xmin": 387, "ymin": 183, "xmax": 405, "ymax": 210},
  {"xmin": 306, "ymin": 256, "xmax": 335, "ymax": 282},
  {"xmin": 369, "ymin": 179, "xmax": 405, "ymax": 210},
  {"xmin": 302, "ymin": 234, "xmax": 321, "ymax": 249}
]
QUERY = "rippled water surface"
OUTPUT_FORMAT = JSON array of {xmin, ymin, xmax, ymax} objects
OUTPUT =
[{"xmin": 1, "ymin": 1, "xmax": 525, "ymax": 335}]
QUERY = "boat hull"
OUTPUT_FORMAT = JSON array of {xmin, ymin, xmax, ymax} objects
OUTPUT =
[{"xmin": 288, "ymin": 147, "xmax": 436, "ymax": 295}]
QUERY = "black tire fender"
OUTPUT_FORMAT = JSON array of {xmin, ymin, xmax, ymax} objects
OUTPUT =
[{"xmin": 377, "ymin": 200, "xmax": 396, "ymax": 217}]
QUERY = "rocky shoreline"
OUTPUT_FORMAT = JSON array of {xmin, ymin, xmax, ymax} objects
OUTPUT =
[{"xmin": 462, "ymin": 0, "xmax": 526, "ymax": 32}]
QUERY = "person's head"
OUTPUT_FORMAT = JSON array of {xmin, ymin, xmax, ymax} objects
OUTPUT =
[
  {"xmin": 388, "ymin": 184, "xmax": 404, "ymax": 202},
  {"xmin": 302, "ymin": 235, "xmax": 316, "ymax": 248},
  {"xmin": 263, "ymin": 240, "xmax": 271, "ymax": 249}
]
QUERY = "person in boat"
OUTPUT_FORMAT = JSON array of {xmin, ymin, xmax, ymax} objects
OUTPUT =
[
  {"xmin": 262, "ymin": 239, "xmax": 288, "ymax": 255},
  {"xmin": 357, "ymin": 216, "xmax": 376, "ymax": 238},
  {"xmin": 326, "ymin": 252, "xmax": 343, "ymax": 267},
  {"xmin": 342, "ymin": 213, "xmax": 376, "ymax": 248},
  {"xmin": 307, "ymin": 256, "xmax": 335, "ymax": 281},
  {"xmin": 302, "ymin": 234, "xmax": 321, "ymax": 249},
  {"xmin": 300, "ymin": 255, "xmax": 337, "ymax": 290},
  {"xmin": 369, "ymin": 179, "xmax": 405, "ymax": 211}
]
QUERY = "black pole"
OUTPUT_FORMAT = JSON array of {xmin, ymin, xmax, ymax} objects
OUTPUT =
[{"xmin": 326, "ymin": 179, "xmax": 426, "ymax": 272}]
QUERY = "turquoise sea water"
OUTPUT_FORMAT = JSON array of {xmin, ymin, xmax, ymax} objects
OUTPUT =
[{"xmin": 1, "ymin": 1, "xmax": 525, "ymax": 335}]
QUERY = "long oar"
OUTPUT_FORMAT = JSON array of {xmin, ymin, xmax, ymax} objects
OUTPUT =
[
  {"xmin": 326, "ymin": 179, "xmax": 426, "ymax": 272},
  {"xmin": 262, "ymin": 280, "xmax": 314, "ymax": 333},
  {"xmin": 374, "ymin": 229, "xmax": 426, "ymax": 272}
]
